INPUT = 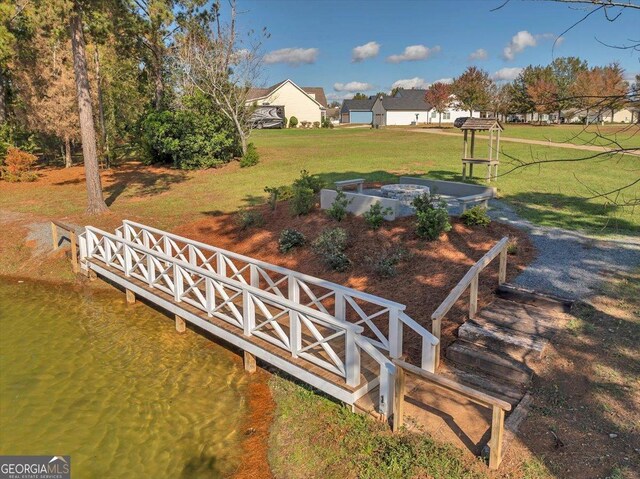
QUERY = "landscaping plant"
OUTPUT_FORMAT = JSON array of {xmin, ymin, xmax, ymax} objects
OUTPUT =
[
  {"xmin": 239, "ymin": 143, "xmax": 260, "ymax": 168},
  {"xmin": 412, "ymin": 193, "xmax": 452, "ymax": 240},
  {"xmin": 460, "ymin": 205, "xmax": 491, "ymax": 227},
  {"xmin": 326, "ymin": 190, "xmax": 351, "ymax": 221},
  {"xmin": 234, "ymin": 209, "xmax": 265, "ymax": 230},
  {"xmin": 278, "ymin": 229, "xmax": 306, "ymax": 253},
  {"xmin": 312, "ymin": 228, "xmax": 351, "ymax": 272},
  {"xmin": 288, "ymin": 116, "xmax": 298, "ymax": 128},
  {"xmin": 368, "ymin": 248, "xmax": 408, "ymax": 278},
  {"xmin": 290, "ymin": 186, "xmax": 315, "ymax": 215},
  {"xmin": 1, "ymin": 147, "xmax": 38, "ymax": 182},
  {"xmin": 363, "ymin": 202, "xmax": 393, "ymax": 230},
  {"xmin": 293, "ymin": 169, "xmax": 325, "ymax": 193}
]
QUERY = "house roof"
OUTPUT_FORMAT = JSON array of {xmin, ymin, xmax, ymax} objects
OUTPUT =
[
  {"xmin": 325, "ymin": 107, "xmax": 340, "ymax": 119},
  {"xmin": 340, "ymin": 98, "xmax": 376, "ymax": 114},
  {"xmin": 458, "ymin": 118, "xmax": 504, "ymax": 131},
  {"xmin": 246, "ymin": 80, "xmax": 327, "ymax": 108},
  {"xmin": 379, "ymin": 89, "xmax": 432, "ymax": 111}
]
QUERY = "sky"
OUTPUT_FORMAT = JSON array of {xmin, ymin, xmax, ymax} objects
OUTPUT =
[{"xmin": 232, "ymin": 0, "xmax": 640, "ymax": 103}]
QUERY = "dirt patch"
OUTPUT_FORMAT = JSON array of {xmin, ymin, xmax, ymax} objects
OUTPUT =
[{"xmin": 172, "ymin": 203, "xmax": 535, "ymax": 361}]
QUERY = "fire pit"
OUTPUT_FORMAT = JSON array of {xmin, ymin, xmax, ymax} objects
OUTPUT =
[{"xmin": 380, "ymin": 184, "xmax": 430, "ymax": 204}]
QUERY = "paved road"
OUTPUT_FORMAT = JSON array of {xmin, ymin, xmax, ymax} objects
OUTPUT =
[{"xmin": 408, "ymin": 128, "xmax": 640, "ymax": 156}]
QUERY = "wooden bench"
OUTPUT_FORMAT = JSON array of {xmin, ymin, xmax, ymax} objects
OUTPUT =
[
  {"xmin": 462, "ymin": 158, "xmax": 499, "ymax": 182},
  {"xmin": 457, "ymin": 193, "xmax": 493, "ymax": 212},
  {"xmin": 335, "ymin": 178, "xmax": 365, "ymax": 193}
]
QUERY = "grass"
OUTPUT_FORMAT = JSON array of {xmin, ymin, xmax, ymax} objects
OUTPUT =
[
  {"xmin": 0, "ymin": 128, "xmax": 637, "ymax": 235},
  {"xmin": 267, "ymin": 376, "xmax": 489, "ymax": 479}
]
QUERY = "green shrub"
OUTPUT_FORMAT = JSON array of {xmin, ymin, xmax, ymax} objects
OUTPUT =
[
  {"xmin": 279, "ymin": 229, "xmax": 306, "ymax": 253},
  {"xmin": 277, "ymin": 185, "xmax": 294, "ymax": 201},
  {"xmin": 140, "ymin": 92, "xmax": 240, "ymax": 169},
  {"xmin": 313, "ymin": 228, "xmax": 350, "ymax": 272},
  {"xmin": 289, "ymin": 116, "xmax": 298, "ymax": 128},
  {"xmin": 460, "ymin": 205, "xmax": 491, "ymax": 227},
  {"xmin": 327, "ymin": 190, "xmax": 351, "ymax": 221},
  {"xmin": 368, "ymin": 248, "xmax": 408, "ymax": 278},
  {"xmin": 363, "ymin": 202, "xmax": 393, "ymax": 230},
  {"xmin": 507, "ymin": 238, "xmax": 518, "ymax": 255},
  {"xmin": 412, "ymin": 193, "xmax": 451, "ymax": 240},
  {"xmin": 290, "ymin": 186, "xmax": 315, "ymax": 215},
  {"xmin": 239, "ymin": 143, "xmax": 259, "ymax": 168},
  {"xmin": 234, "ymin": 209, "xmax": 265, "ymax": 230},
  {"xmin": 293, "ymin": 169, "xmax": 325, "ymax": 193},
  {"xmin": 313, "ymin": 121, "xmax": 320, "ymax": 128},
  {"xmin": 321, "ymin": 118, "xmax": 334, "ymax": 129}
]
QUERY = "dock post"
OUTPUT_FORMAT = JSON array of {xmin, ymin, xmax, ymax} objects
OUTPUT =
[
  {"xmin": 175, "ymin": 314, "xmax": 186, "ymax": 333},
  {"xmin": 125, "ymin": 289, "xmax": 135, "ymax": 304},
  {"xmin": 243, "ymin": 351, "xmax": 257, "ymax": 373}
]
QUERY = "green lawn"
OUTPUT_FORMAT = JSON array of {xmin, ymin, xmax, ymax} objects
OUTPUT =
[{"xmin": 0, "ymin": 128, "xmax": 637, "ymax": 235}]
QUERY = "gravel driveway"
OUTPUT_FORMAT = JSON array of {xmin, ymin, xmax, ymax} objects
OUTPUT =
[{"xmin": 489, "ymin": 200, "xmax": 640, "ymax": 300}]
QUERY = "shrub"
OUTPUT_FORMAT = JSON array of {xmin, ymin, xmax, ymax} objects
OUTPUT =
[
  {"xmin": 293, "ymin": 169, "xmax": 325, "ymax": 193},
  {"xmin": 240, "ymin": 143, "xmax": 260, "ymax": 168},
  {"xmin": 327, "ymin": 190, "xmax": 351, "ymax": 221},
  {"xmin": 277, "ymin": 185, "xmax": 294, "ymax": 201},
  {"xmin": 234, "ymin": 209, "xmax": 265, "ymax": 230},
  {"xmin": 368, "ymin": 248, "xmax": 408, "ymax": 278},
  {"xmin": 1, "ymin": 147, "xmax": 38, "ymax": 182},
  {"xmin": 460, "ymin": 205, "xmax": 491, "ymax": 227},
  {"xmin": 321, "ymin": 118, "xmax": 334, "ymax": 129},
  {"xmin": 363, "ymin": 202, "xmax": 393, "ymax": 230},
  {"xmin": 279, "ymin": 229, "xmax": 306, "ymax": 253},
  {"xmin": 507, "ymin": 238, "xmax": 518, "ymax": 255},
  {"xmin": 412, "ymin": 193, "xmax": 451, "ymax": 240},
  {"xmin": 289, "ymin": 116, "xmax": 298, "ymax": 128},
  {"xmin": 313, "ymin": 121, "xmax": 320, "ymax": 129},
  {"xmin": 290, "ymin": 186, "xmax": 315, "ymax": 215},
  {"xmin": 313, "ymin": 228, "xmax": 350, "ymax": 272}
]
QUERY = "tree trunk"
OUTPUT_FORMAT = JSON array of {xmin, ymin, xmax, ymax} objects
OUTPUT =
[
  {"xmin": 438, "ymin": 112, "xmax": 442, "ymax": 127},
  {"xmin": 64, "ymin": 135, "xmax": 72, "ymax": 168},
  {"xmin": 70, "ymin": 4, "xmax": 108, "ymax": 214},
  {"xmin": 557, "ymin": 106, "xmax": 562, "ymax": 124},
  {"xmin": 94, "ymin": 47, "xmax": 109, "ymax": 168}
]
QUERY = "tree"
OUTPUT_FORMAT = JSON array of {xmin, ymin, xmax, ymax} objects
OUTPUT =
[
  {"xmin": 451, "ymin": 66, "xmax": 492, "ymax": 115},
  {"xmin": 550, "ymin": 56, "xmax": 588, "ymax": 123},
  {"xmin": 489, "ymin": 83, "xmax": 512, "ymax": 121},
  {"xmin": 70, "ymin": 2, "xmax": 108, "ymax": 213},
  {"xmin": 424, "ymin": 82, "xmax": 451, "ymax": 126},
  {"xmin": 527, "ymin": 66, "xmax": 559, "ymax": 121},
  {"xmin": 352, "ymin": 92, "xmax": 367, "ymax": 100}
]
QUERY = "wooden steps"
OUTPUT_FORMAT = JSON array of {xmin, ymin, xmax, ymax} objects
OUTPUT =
[{"xmin": 438, "ymin": 363, "xmax": 525, "ymax": 406}]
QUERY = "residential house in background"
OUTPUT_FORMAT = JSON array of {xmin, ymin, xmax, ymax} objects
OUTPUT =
[
  {"xmin": 246, "ymin": 79, "xmax": 327, "ymax": 125},
  {"xmin": 340, "ymin": 98, "xmax": 376, "ymax": 124}
]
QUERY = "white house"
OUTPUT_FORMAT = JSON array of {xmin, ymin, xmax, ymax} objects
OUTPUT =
[
  {"xmin": 372, "ymin": 89, "xmax": 431, "ymax": 126},
  {"xmin": 246, "ymin": 79, "xmax": 327, "ymax": 124}
]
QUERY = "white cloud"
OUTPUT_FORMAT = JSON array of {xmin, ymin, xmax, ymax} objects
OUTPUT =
[
  {"xmin": 433, "ymin": 77, "xmax": 453, "ymax": 85},
  {"xmin": 502, "ymin": 31, "xmax": 562, "ymax": 60},
  {"xmin": 492, "ymin": 67, "xmax": 524, "ymax": 81},
  {"xmin": 327, "ymin": 92, "xmax": 358, "ymax": 102},
  {"xmin": 334, "ymin": 81, "xmax": 375, "ymax": 92},
  {"xmin": 469, "ymin": 48, "xmax": 488, "ymax": 61},
  {"xmin": 387, "ymin": 45, "xmax": 441, "ymax": 63},
  {"xmin": 391, "ymin": 77, "xmax": 430, "ymax": 89},
  {"xmin": 352, "ymin": 41, "xmax": 380, "ymax": 62},
  {"xmin": 264, "ymin": 48, "xmax": 318, "ymax": 65}
]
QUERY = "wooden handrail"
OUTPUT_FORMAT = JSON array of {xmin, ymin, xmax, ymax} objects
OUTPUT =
[
  {"xmin": 430, "ymin": 237, "xmax": 509, "ymax": 369},
  {"xmin": 392, "ymin": 358, "xmax": 510, "ymax": 470},
  {"xmin": 50, "ymin": 220, "xmax": 79, "ymax": 273}
]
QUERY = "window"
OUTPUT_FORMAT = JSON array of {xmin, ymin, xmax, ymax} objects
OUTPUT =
[
  {"xmin": 431, "ymin": 111, "xmax": 437, "ymax": 118},
  {"xmin": 443, "ymin": 112, "xmax": 451, "ymax": 120}
]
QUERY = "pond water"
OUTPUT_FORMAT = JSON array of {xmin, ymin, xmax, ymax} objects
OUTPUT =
[{"xmin": 0, "ymin": 278, "xmax": 249, "ymax": 478}]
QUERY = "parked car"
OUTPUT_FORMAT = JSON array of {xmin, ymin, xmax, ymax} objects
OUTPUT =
[{"xmin": 250, "ymin": 105, "xmax": 285, "ymax": 129}]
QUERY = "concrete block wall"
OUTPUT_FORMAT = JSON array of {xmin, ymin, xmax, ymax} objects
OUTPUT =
[{"xmin": 320, "ymin": 189, "xmax": 399, "ymax": 220}]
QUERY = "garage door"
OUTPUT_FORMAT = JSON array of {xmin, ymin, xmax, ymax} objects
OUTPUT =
[{"xmin": 349, "ymin": 111, "xmax": 373, "ymax": 124}]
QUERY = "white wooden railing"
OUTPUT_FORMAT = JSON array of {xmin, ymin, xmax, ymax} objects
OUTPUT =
[
  {"xmin": 83, "ymin": 226, "xmax": 366, "ymax": 386},
  {"xmin": 118, "ymin": 220, "xmax": 439, "ymax": 372}
]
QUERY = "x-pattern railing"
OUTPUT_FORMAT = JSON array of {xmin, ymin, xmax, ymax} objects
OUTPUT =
[
  {"xmin": 84, "ymin": 226, "xmax": 362, "ymax": 385},
  {"xmin": 119, "ymin": 220, "xmax": 439, "ymax": 372}
]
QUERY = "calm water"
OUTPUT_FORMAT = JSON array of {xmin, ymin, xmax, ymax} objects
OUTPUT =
[{"xmin": 0, "ymin": 278, "xmax": 249, "ymax": 478}]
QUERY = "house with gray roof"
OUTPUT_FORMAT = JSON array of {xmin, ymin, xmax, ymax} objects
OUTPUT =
[
  {"xmin": 340, "ymin": 98, "xmax": 376, "ymax": 124},
  {"xmin": 372, "ymin": 89, "xmax": 432, "ymax": 127}
]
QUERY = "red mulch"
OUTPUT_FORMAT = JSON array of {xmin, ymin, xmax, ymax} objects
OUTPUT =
[{"xmin": 172, "ymin": 202, "xmax": 535, "ymax": 360}]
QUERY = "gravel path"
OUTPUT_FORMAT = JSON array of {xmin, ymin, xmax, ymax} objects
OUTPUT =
[{"xmin": 489, "ymin": 200, "xmax": 640, "ymax": 299}]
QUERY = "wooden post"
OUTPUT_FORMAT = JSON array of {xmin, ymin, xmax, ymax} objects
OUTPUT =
[
  {"xmin": 488, "ymin": 128, "xmax": 493, "ymax": 161},
  {"xmin": 392, "ymin": 366, "xmax": 405, "ymax": 433},
  {"xmin": 432, "ymin": 318, "xmax": 441, "ymax": 370},
  {"xmin": 175, "ymin": 314, "xmax": 186, "ymax": 333},
  {"xmin": 469, "ymin": 273, "xmax": 479, "ymax": 319},
  {"xmin": 499, "ymin": 248, "xmax": 507, "ymax": 285},
  {"xmin": 463, "ymin": 129, "xmax": 468, "ymax": 158},
  {"xmin": 51, "ymin": 223, "xmax": 58, "ymax": 250},
  {"xmin": 345, "ymin": 329, "xmax": 361, "ymax": 387},
  {"xmin": 243, "ymin": 350, "xmax": 257, "ymax": 373},
  {"xmin": 70, "ymin": 231, "xmax": 79, "ymax": 273},
  {"xmin": 388, "ymin": 309, "xmax": 403, "ymax": 359},
  {"xmin": 470, "ymin": 130, "xmax": 476, "ymax": 158},
  {"xmin": 462, "ymin": 162, "xmax": 467, "ymax": 181},
  {"xmin": 489, "ymin": 405, "xmax": 505, "ymax": 469},
  {"xmin": 125, "ymin": 289, "xmax": 135, "ymax": 304}
]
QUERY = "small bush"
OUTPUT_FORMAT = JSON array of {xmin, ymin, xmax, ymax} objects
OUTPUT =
[
  {"xmin": 368, "ymin": 248, "xmax": 409, "ymax": 278},
  {"xmin": 290, "ymin": 186, "xmax": 315, "ymax": 215},
  {"xmin": 240, "ymin": 143, "xmax": 259, "ymax": 168},
  {"xmin": 277, "ymin": 185, "xmax": 294, "ymax": 201},
  {"xmin": 293, "ymin": 169, "xmax": 324, "ymax": 193},
  {"xmin": 460, "ymin": 205, "xmax": 491, "ymax": 227},
  {"xmin": 313, "ymin": 228, "xmax": 350, "ymax": 272},
  {"xmin": 507, "ymin": 238, "xmax": 518, "ymax": 255},
  {"xmin": 327, "ymin": 190, "xmax": 351, "ymax": 221},
  {"xmin": 289, "ymin": 116, "xmax": 298, "ymax": 128},
  {"xmin": 279, "ymin": 229, "xmax": 306, "ymax": 253},
  {"xmin": 313, "ymin": 121, "xmax": 320, "ymax": 129},
  {"xmin": 321, "ymin": 118, "xmax": 334, "ymax": 129},
  {"xmin": 363, "ymin": 202, "xmax": 393, "ymax": 230},
  {"xmin": 234, "ymin": 209, "xmax": 265, "ymax": 230},
  {"xmin": 1, "ymin": 147, "xmax": 38, "ymax": 182},
  {"xmin": 412, "ymin": 193, "xmax": 451, "ymax": 240}
]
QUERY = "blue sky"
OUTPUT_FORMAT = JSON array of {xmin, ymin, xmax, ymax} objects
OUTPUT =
[{"xmin": 235, "ymin": 0, "xmax": 639, "ymax": 102}]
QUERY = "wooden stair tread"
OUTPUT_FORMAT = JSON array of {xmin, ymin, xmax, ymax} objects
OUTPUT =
[
  {"xmin": 446, "ymin": 340, "xmax": 533, "ymax": 385},
  {"xmin": 474, "ymin": 300, "xmax": 561, "ymax": 338}
]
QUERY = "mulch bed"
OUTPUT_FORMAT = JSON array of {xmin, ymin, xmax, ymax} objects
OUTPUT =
[{"xmin": 173, "ymin": 201, "xmax": 535, "ymax": 361}]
